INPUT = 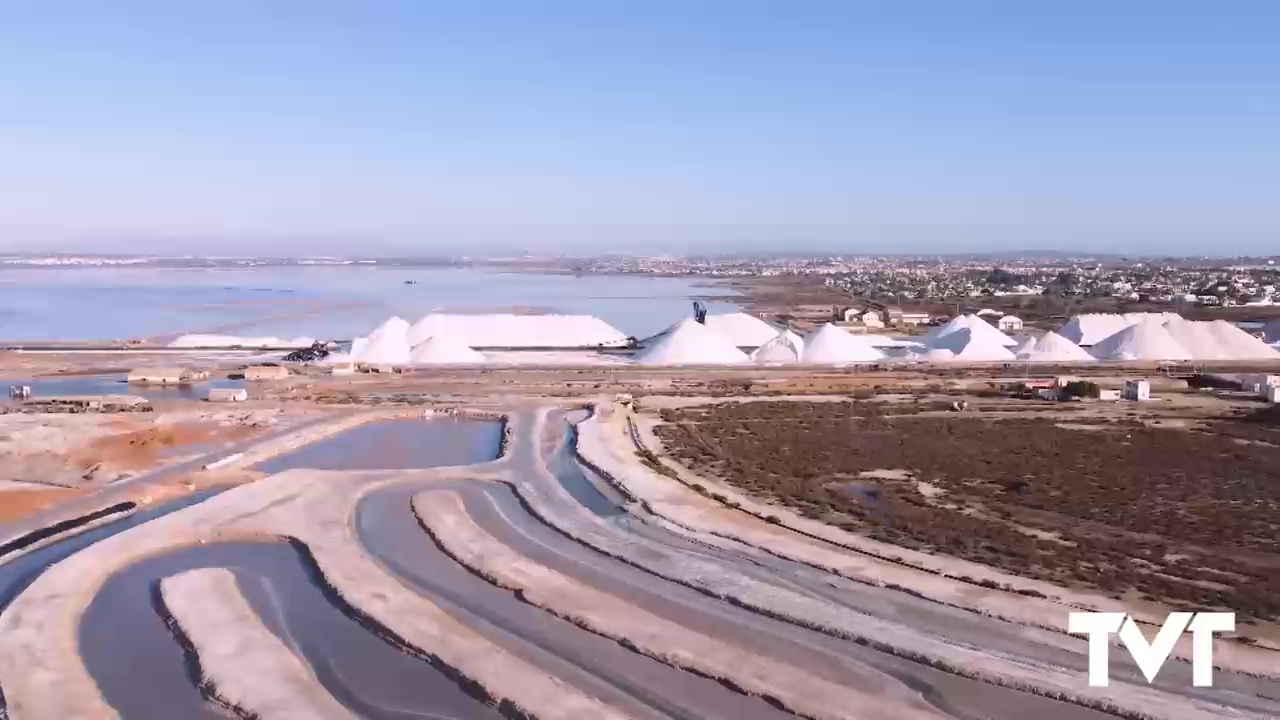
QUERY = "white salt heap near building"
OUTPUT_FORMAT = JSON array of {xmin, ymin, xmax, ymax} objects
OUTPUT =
[
  {"xmin": 931, "ymin": 327, "xmax": 1017, "ymax": 361},
  {"xmin": 1089, "ymin": 319, "xmax": 1192, "ymax": 362},
  {"xmin": 634, "ymin": 319, "xmax": 749, "ymax": 365},
  {"xmin": 698, "ymin": 312, "xmax": 781, "ymax": 347},
  {"xmin": 750, "ymin": 330, "xmax": 803, "ymax": 363},
  {"xmin": 1016, "ymin": 331, "xmax": 1094, "ymax": 362},
  {"xmin": 801, "ymin": 323, "xmax": 886, "ymax": 363},
  {"xmin": 409, "ymin": 335, "xmax": 486, "ymax": 365},
  {"xmin": 406, "ymin": 314, "xmax": 628, "ymax": 348},
  {"xmin": 925, "ymin": 314, "xmax": 1017, "ymax": 348}
]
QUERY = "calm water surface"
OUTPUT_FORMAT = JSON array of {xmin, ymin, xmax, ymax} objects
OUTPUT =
[
  {"xmin": 0, "ymin": 267, "xmax": 737, "ymax": 342},
  {"xmin": 254, "ymin": 418, "xmax": 501, "ymax": 473}
]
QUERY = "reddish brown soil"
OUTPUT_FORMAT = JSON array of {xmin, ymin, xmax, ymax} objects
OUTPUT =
[
  {"xmin": 0, "ymin": 488, "xmax": 85, "ymax": 523},
  {"xmin": 72, "ymin": 422, "xmax": 259, "ymax": 472},
  {"xmin": 656, "ymin": 401, "xmax": 1280, "ymax": 621}
]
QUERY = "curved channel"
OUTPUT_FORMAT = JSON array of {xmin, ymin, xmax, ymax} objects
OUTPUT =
[{"xmin": 80, "ymin": 541, "xmax": 505, "ymax": 720}]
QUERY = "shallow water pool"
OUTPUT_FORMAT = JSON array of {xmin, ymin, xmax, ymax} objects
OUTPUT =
[{"xmin": 254, "ymin": 417, "xmax": 502, "ymax": 473}]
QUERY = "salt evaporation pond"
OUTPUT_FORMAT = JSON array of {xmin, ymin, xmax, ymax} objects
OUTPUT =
[
  {"xmin": 0, "ymin": 374, "xmax": 246, "ymax": 401},
  {"xmin": 0, "ymin": 490, "xmax": 223, "ymax": 609},
  {"xmin": 253, "ymin": 417, "xmax": 502, "ymax": 473},
  {"xmin": 80, "ymin": 541, "xmax": 503, "ymax": 720}
]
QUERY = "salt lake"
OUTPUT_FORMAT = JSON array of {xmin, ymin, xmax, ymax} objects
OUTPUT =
[{"xmin": 0, "ymin": 267, "xmax": 738, "ymax": 343}]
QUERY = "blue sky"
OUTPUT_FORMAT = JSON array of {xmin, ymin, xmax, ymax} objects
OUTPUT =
[{"xmin": 1, "ymin": 1, "xmax": 1276, "ymax": 255}]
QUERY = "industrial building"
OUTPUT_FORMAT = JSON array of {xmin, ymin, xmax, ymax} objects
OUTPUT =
[
  {"xmin": 243, "ymin": 365, "xmax": 291, "ymax": 381},
  {"xmin": 127, "ymin": 367, "xmax": 208, "ymax": 385}
]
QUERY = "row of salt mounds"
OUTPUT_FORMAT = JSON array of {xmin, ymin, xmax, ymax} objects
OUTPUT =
[
  {"xmin": 802, "ymin": 323, "xmax": 886, "ymax": 363},
  {"xmin": 930, "ymin": 327, "xmax": 1016, "ymax": 361},
  {"xmin": 168, "ymin": 334, "xmax": 316, "ymax": 348},
  {"xmin": 750, "ymin": 329, "xmax": 804, "ymax": 363},
  {"xmin": 1058, "ymin": 312, "xmax": 1179, "ymax": 346},
  {"xmin": 350, "ymin": 316, "xmax": 412, "ymax": 365},
  {"xmin": 406, "ymin": 314, "xmax": 628, "ymax": 348},
  {"xmin": 924, "ymin": 314, "xmax": 1017, "ymax": 348},
  {"xmin": 408, "ymin": 335, "xmax": 486, "ymax": 365},
  {"xmin": 633, "ymin": 318, "xmax": 748, "ymax": 365},
  {"xmin": 1015, "ymin": 331, "xmax": 1094, "ymax": 362},
  {"xmin": 1088, "ymin": 318, "xmax": 1191, "ymax": 361},
  {"xmin": 1163, "ymin": 317, "xmax": 1278, "ymax": 360}
]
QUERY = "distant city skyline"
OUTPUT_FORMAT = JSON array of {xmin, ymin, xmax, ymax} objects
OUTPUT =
[{"xmin": 1, "ymin": 2, "xmax": 1277, "ymax": 255}]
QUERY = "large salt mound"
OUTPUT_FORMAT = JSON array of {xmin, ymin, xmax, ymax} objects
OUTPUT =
[
  {"xmin": 699, "ymin": 312, "xmax": 781, "ymax": 347},
  {"xmin": 932, "ymin": 328, "xmax": 1016, "ymax": 362},
  {"xmin": 634, "ymin": 319, "xmax": 749, "ymax": 365},
  {"xmin": 407, "ymin": 314, "xmax": 627, "ymax": 348},
  {"xmin": 409, "ymin": 335, "xmax": 486, "ymax": 365},
  {"xmin": 352, "ymin": 316, "xmax": 412, "ymax": 365},
  {"xmin": 1059, "ymin": 312, "xmax": 1180, "ymax": 346},
  {"xmin": 1162, "ymin": 317, "xmax": 1230, "ymax": 361},
  {"xmin": 1089, "ymin": 321, "xmax": 1192, "ymax": 362},
  {"xmin": 750, "ymin": 330, "xmax": 803, "ymax": 363},
  {"xmin": 1017, "ymin": 331, "xmax": 1093, "ymax": 362},
  {"xmin": 1206, "ymin": 320, "xmax": 1279, "ymax": 360},
  {"xmin": 926, "ymin": 314, "xmax": 1017, "ymax": 348},
  {"xmin": 168, "ymin": 334, "xmax": 315, "ymax": 348},
  {"xmin": 801, "ymin": 324, "xmax": 886, "ymax": 363}
]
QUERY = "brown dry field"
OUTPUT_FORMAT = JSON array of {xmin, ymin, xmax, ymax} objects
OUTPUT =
[{"xmin": 655, "ymin": 400, "xmax": 1280, "ymax": 622}]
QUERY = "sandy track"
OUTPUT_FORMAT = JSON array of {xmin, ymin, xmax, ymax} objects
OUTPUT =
[{"xmin": 160, "ymin": 568, "xmax": 356, "ymax": 720}]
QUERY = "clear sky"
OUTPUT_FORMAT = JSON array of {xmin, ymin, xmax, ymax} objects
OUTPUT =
[{"xmin": 1, "ymin": 1, "xmax": 1276, "ymax": 255}]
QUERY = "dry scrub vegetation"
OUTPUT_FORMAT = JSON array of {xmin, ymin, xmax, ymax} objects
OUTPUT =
[{"xmin": 655, "ymin": 401, "xmax": 1280, "ymax": 621}]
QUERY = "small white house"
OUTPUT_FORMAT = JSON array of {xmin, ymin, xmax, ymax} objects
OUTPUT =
[
  {"xmin": 1267, "ymin": 385, "xmax": 1280, "ymax": 404},
  {"xmin": 1123, "ymin": 379, "xmax": 1151, "ymax": 401},
  {"xmin": 859, "ymin": 311, "xmax": 885, "ymax": 329},
  {"xmin": 1098, "ymin": 389, "xmax": 1122, "ymax": 401},
  {"xmin": 997, "ymin": 315, "xmax": 1024, "ymax": 332},
  {"xmin": 838, "ymin": 307, "xmax": 863, "ymax": 323}
]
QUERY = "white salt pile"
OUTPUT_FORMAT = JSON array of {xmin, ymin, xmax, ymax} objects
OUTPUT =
[
  {"xmin": 932, "ymin": 328, "xmax": 1017, "ymax": 361},
  {"xmin": 1156, "ymin": 318, "xmax": 1277, "ymax": 361},
  {"xmin": 350, "ymin": 316, "xmax": 412, "ymax": 365},
  {"xmin": 168, "ymin": 334, "xmax": 316, "ymax": 348},
  {"xmin": 1206, "ymin": 319, "xmax": 1279, "ymax": 360},
  {"xmin": 801, "ymin": 323, "xmax": 886, "ymax": 363},
  {"xmin": 925, "ymin": 314, "xmax": 1017, "ymax": 348},
  {"xmin": 634, "ymin": 318, "xmax": 749, "ymax": 365},
  {"xmin": 750, "ymin": 330, "xmax": 803, "ymax": 363},
  {"xmin": 1010, "ymin": 335, "xmax": 1037, "ymax": 356},
  {"xmin": 1058, "ymin": 313, "xmax": 1179, "ymax": 346},
  {"xmin": 406, "ymin": 314, "xmax": 628, "ymax": 348},
  {"xmin": 1016, "ymin": 331, "xmax": 1094, "ymax": 362},
  {"xmin": 1089, "ymin": 320, "xmax": 1192, "ymax": 362},
  {"xmin": 409, "ymin": 335, "xmax": 486, "ymax": 365},
  {"xmin": 1162, "ymin": 317, "xmax": 1229, "ymax": 361},
  {"xmin": 699, "ymin": 312, "xmax": 781, "ymax": 347}
]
